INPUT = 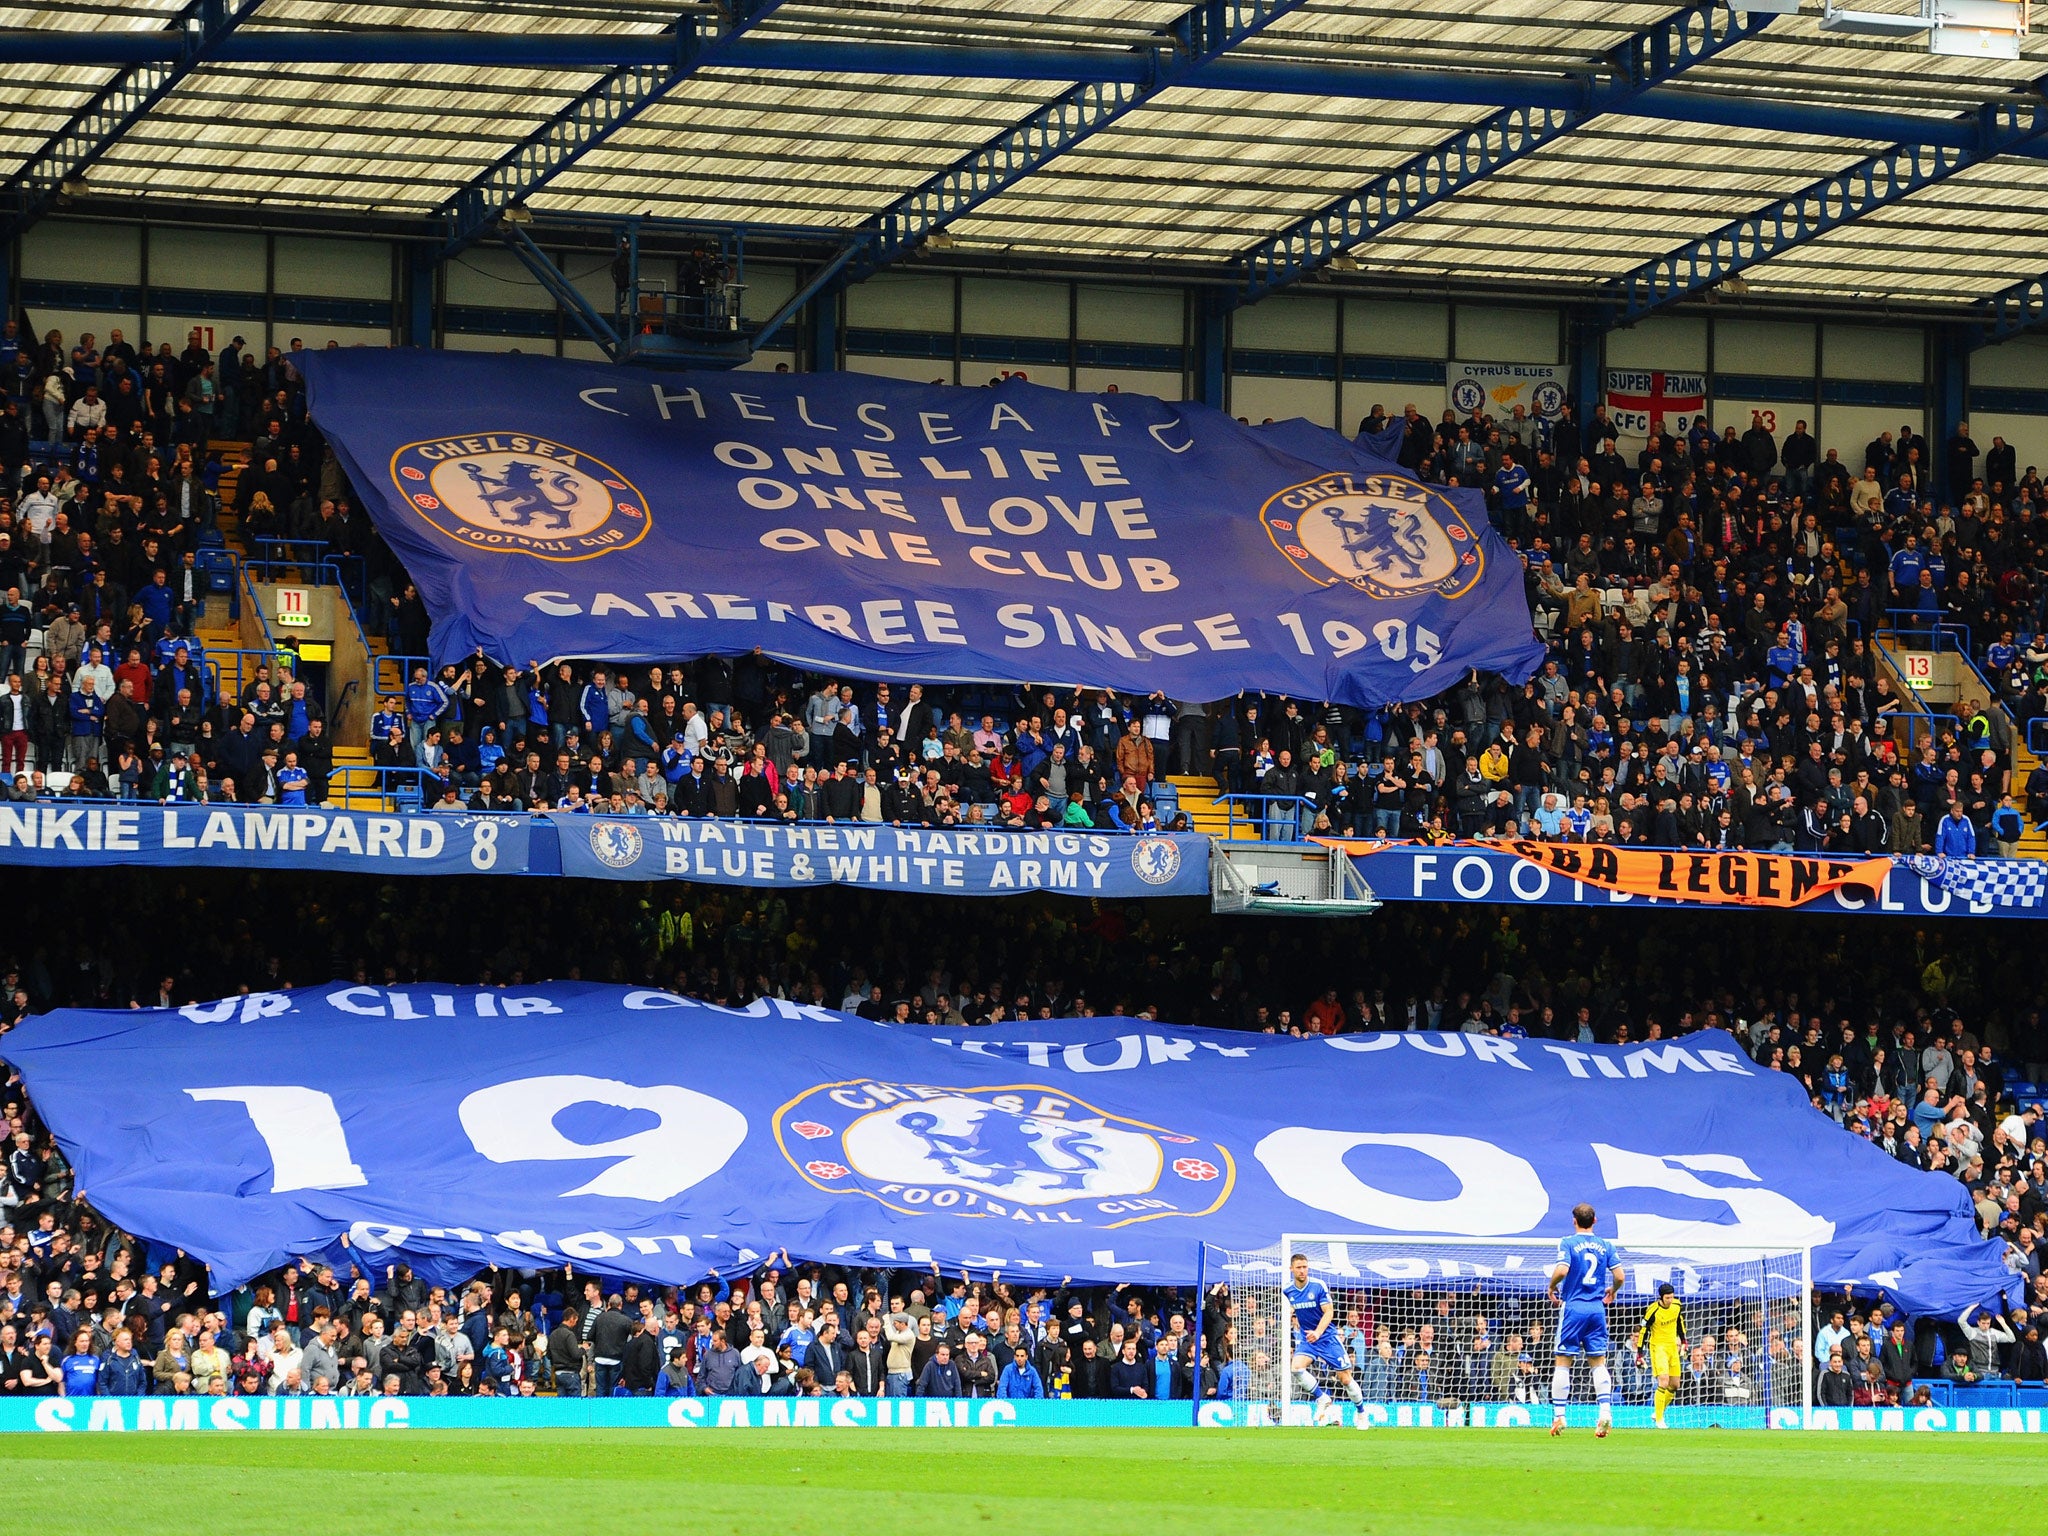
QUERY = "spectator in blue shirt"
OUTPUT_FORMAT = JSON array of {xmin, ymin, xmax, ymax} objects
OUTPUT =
[
  {"xmin": 403, "ymin": 665, "xmax": 446, "ymax": 756},
  {"xmin": 997, "ymin": 1346, "xmax": 1044, "ymax": 1398},
  {"xmin": 276, "ymin": 751, "xmax": 309, "ymax": 807},
  {"xmin": 1888, "ymin": 536, "xmax": 1925, "ymax": 595},
  {"xmin": 59, "ymin": 1327, "xmax": 104, "ymax": 1396},
  {"xmin": 1934, "ymin": 802, "xmax": 1979, "ymax": 858}
]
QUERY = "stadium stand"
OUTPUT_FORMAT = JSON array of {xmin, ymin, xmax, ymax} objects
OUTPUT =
[
  {"xmin": 4, "ymin": 325, "xmax": 2046, "ymax": 861},
  {"xmin": 1, "ymin": 860, "xmax": 2045, "ymax": 1405}
]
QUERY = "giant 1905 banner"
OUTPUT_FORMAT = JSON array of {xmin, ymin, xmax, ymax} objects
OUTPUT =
[
  {"xmin": 4, "ymin": 984, "xmax": 2012, "ymax": 1317},
  {"xmin": 300, "ymin": 352, "xmax": 1543, "ymax": 704}
]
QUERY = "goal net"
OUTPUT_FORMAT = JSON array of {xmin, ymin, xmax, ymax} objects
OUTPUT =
[{"xmin": 1203, "ymin": 1234, "xmax": 1812, "ymax": 1429}]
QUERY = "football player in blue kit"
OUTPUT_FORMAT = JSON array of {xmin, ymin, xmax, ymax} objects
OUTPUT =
[
  {"xmin": 1285, "ymin": 1252, "xmax": 1362, "ymax": 1425},
  {"xmin": 1548, "ymin": 1202, "xmax": 1624, "ymax": 1437}
]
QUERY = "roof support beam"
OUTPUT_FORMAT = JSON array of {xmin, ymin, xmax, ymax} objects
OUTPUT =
[
  {"xmin": 438, "ymin": 0, "xmax": 790, "ymax": 258},
  {"xmin": 0, "ymin": 28, "xmax": 2024, "ymax": 157},
  {"xmin": 1602, "ymin": 98, "xmax": 2048, "ymax": 324},
  {"xmin": 499, "ymin": 224, "xmax": 621, "ymax": 355},
  {"xmin": 1967, "ymin": 269, "xmax": 2048, "ymax": 348},
  {"xmin": 834, "ymin": 0, "xmax": 1316, "ymax": 287},
  {"xmin": 3, "ymin": 0, "xmax": 265, "ymax": 239},
  {"xmin": 1230, "ymin": 0, "xmax": 1775, "ymax": 308}
]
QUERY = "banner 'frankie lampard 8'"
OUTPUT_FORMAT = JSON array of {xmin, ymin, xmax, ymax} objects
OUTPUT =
[
  {"xmin": 298, "ymin": 352, "xmax": 1545, "ymax": 704},
  {"xmin": 2, "ymin": 984, "xmax": 2013, "ymax": 1315}
]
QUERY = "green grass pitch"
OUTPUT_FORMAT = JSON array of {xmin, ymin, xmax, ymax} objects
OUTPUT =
[{"xmin": 6, "ymin": 1427, "xmax": 2041, "ymax": 1534}]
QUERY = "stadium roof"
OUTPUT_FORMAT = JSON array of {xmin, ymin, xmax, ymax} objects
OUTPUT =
[{"xmin": 3, "ymin": 0, "xmax": 2048, "ymax": 317}]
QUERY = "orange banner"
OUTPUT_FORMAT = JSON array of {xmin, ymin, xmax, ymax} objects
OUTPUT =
[{"xmin": 1315, "ymin": 838, "xmax": 1893, "ymax": 909}]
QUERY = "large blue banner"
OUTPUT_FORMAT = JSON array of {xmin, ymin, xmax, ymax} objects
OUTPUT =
[
  {"xmin": 558, "ymin": 818, "xmax": 1206, "ymax": 897},
  {"xmin": 0, "ymin": 801, "xmax": 520, "ymax": 875},
  {"xmin": 299, "ymin": 352, "xmax": 1543, "ymax": 704},
  {"xmin": 3, "ymin": 985, "xmax": 2011, "ymax": 1316}
]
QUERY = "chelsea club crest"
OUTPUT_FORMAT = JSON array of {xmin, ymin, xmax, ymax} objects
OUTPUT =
[
  {"xmin": 1260, "ymin": 472, "xmax": 1484, "ymax": 601},
  {"xmin": 390, "ymin": 433, "xmax": 650, "ymax": 561},
  {"xmin": 1130, "ymin": 837, "xmax": 1182, "ymax": 886},
  {"xmin": 775, "ymin": 1081, "xmax": 1233, "ymax": 1227},
  {"xmin": 588, "ymin": 820, "xmax": 644, "ymax": 870}
]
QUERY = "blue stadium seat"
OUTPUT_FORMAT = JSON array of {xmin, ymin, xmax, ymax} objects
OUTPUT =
[
  {"xmin": 1915, "ymin": 1378, "xmax": 1954, "ymax": 1407},
  {"xmin": 198, "ymin": 550, "xmax": 236, "ymax": 595}
]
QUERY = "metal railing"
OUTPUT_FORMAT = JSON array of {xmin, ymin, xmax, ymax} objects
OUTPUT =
[
  {"xmin": 331, "ymin": 764, "xmax": 428, "ymax": 812},
  {"xmin": 1215, "ymin": 792, "xmax": 1323, "ymax": 842},
  {"xmin": 245, "ymin": 537, "xmax": 330, "ymax": 582},
  {"xmin": 1880, "ymin": 608, "xmax": 1971, "ymax": 656},
  {"xmin": 245, "ymin": 538, "xmax": 370, "ymax": 617},
  {"xmin": 374, "ymin": 654, "xmax": 433, "ymax": 698},
  {"xmin": 1879, "ymin": 609, "xmax": 2019, "ymax": 761}
]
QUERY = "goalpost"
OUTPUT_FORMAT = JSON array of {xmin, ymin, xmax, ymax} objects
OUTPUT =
[{"xmin": 1204, "ymin": 1234, "xmax": 1813, "ymax": 1429}]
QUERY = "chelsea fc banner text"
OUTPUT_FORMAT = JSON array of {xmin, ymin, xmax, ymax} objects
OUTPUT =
[{"xmin": 298, "ymin": 352, "xmax": 1544, "ymax": 705}]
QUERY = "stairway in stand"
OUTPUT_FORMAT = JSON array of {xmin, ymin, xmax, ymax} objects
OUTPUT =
[
  {"xmin": 329, "ymin": 745, "xmax": 382, "ymax": 811},
  {"xmin": 2013, "ymin": 733, "xmax": 2048, "ymax": 860},
  {"xmin": 199, "ymin": 442, "xmax": 391, "ymax": 812},
  {"xmin": 1165, "ymin": 775, "xmax": 1260, "ymax": 841}
]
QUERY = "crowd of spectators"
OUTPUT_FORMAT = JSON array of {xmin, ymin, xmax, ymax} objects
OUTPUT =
[
  {"xmin": 2, "ymin": 323, "xmax": 2047, "ymax": 859},
  {"xmin": 1348, "ymin": 398, "xmax": 2048, "ymax": 856},
  {"xmin": 0, "ymin": 321, "xmax": 398, "ymax": 805},
  {"xmin": 0, "ymin": 873, "xmax": 2041, "ymax": 1401},
  {"xmin": 1, "ymin": 327, "xmax": 2047, "ymax": 1401}
]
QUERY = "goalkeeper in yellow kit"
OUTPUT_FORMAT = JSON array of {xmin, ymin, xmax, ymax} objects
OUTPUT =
[{"xmin": 1631, "ymin": 1282, "xmax": 1687, "ymax": 1428}]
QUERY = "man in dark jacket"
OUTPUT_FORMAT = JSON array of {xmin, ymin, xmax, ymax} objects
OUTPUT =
[
  {"xmin": 1068, "ymin": 1337, "xmax": 1110, "ymax": 1399},
  {"xmin": 546, "ymin": 1309, "xmax": 584, "ymax": 1396},
  {"xmin": 620, "ymin": 1317, "xmax": 661, "ymax": 1395},
  {"xmin": 804, "ymin": 1318, "xmax": 848, "ymax": 1387},
  {"xmin": 915, "ymin": 1342, "xmax": 962, "ymax": 1398},
  {"xmin": 1878, "ymin": 1320, "xmax": 1915, "ymax": 1397},
  {"xmin": 587, "ymin": 1297, "xmax": 632, "ymax": 1398},
  {"xmin": 843, "ymin": 1324, "xmax": 886, "ymax": 1397},
  {"xmin": 956, "ymin": 1333, "xmax": 999, "ymax": 1398}
]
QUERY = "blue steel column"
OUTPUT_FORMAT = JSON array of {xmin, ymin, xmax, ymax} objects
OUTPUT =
[
  {"xmin": 807, "ymin": 286, "xmax": 840, "ymax": 373},
  {"xmin": 405, "ymin": 246, "xmax": 437, "ymax": 348},
  {"xmin": 1569, "ymin": 314, "xmax": 1602, "ymax": 436},
  {"xmin": 1934, "ymin": 327, "xmax": 1969, "ymax": 504},
  {"xmin": 1194, "ymin": 290, "xmax": 1228, "ymax": 409}
]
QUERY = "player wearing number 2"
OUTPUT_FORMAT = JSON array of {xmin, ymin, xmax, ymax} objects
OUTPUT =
[
  {"xmin": 1547, "ymin": 1202, "xmax": 1623, "ymax": 1438},
  {"xmin": 1285, "ymin": 1253, "xmax": 1362, "ymax": 1426}
]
